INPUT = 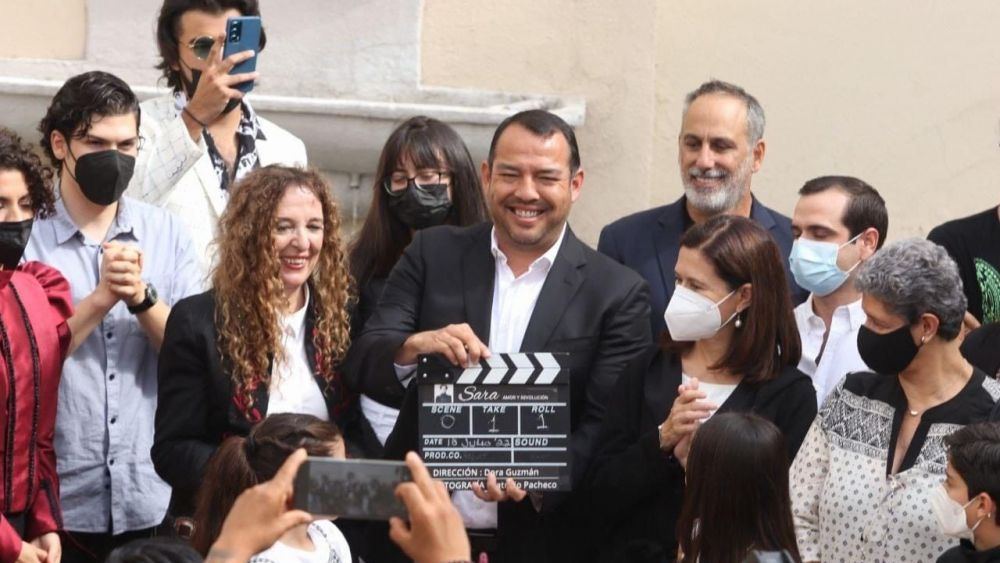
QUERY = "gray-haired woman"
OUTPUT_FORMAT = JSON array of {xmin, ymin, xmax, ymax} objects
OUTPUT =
[{"xmin": 791, "ymin": 238, "xmax": 1000, "ymax": 563}]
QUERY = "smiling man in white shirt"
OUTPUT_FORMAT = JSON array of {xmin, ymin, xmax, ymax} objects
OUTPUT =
[
  {"xmin": 790, "ymin": 176, "xmax": 887, "ymax": 406},
  {"xmin": 347, "ymin": 110, "xmax": 652, "ymax": 563}
]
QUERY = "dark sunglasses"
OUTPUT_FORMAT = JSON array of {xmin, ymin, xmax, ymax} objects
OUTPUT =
[{"xmin": 185, "ymin": 35, "xmax": 218, "ymax": 61}]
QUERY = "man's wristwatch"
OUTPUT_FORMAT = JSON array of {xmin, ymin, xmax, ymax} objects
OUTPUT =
[{"xmin": 127, "ymin": 283, "xmax": 158, "ymax": 315}]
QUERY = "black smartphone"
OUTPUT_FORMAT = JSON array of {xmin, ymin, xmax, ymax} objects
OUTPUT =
[
  {"xmin": 222, "ymin": 16, "xmax": 261, "ymax": 94},
  {"xmin": 293, "ymin": 457, "xmax": 412, "ymax": 521}
]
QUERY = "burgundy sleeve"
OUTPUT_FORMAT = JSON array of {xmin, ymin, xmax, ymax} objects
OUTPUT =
[
  {"xmin": 0, "ymin": 515, "xmax": 23, "ymax": 563},
  {"xmin": 24, "ymin": 444, "xmax": 60, "ymax": 540},
  {"xmin": 22, "ymin": 262, "xmax": 73, "ymax": 357}
]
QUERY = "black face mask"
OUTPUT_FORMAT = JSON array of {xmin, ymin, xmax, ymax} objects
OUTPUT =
[
  {"xmin": 386, "ymin": 181, "xmax": 452, "ymax": 230},
  {"xmin": 0, "ymin": 218, "xmax": 33, "ymax": 270},
  {"xmin": 857, "ymin": 324, "xmax": 921, "ymax": 375},
  {"xmin": 181, "ymin": 66, "xmax": 241, "ymax": 116},
  {"xmin": 68, "ymin": 149, "xmax": 136, "ymax": 206}
]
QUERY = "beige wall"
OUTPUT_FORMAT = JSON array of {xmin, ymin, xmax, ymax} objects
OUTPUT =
[
  {"xmin": 424, "ymin": 1, "xmax": 1000, "ymax": 244},
  {"xmin": 422, "ymin": 0, "xmax": 660, "ymax": 243},
  {"xmin": 3, "ymin": 1, "xmax": 999, "ymax": 244},
  {"xmin": 0, "ymin": 0, "xmax": 85, "ymax": 59}
]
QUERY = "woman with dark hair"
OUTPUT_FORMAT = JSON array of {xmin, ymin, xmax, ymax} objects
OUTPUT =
[
  {"xmin": 677, "ymin": 413, "xmax": 800, "ymax": 563},
  {"xmin": 0, "ymin": 128, "xmax": 71, "ymax": 563},
  {"xmin": 346, "ymin": 116, "xmax": 488, "ymax": 453},
  {"xmin": 791, "ymin": 239, "xmax": 1000, "ymax": 562},
  {"xmin": 191, "ymin": 413, "xmax": 351, "ymax": 561},
  {"xmin": 153, "ymin": 165, "xmax": 356, "ymax": 525},
  {"xmin": 586, "ymin": 215, "xmax": 815, "ymax": 560}
]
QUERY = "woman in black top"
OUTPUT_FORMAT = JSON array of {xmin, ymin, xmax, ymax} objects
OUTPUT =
[
  {"xmin": 585, "ymin": 215, "xmax": 815, "ymax": 561},
  {"xmin": 346, "ymin": 116, "xmax": 487, "ymax": 456}
]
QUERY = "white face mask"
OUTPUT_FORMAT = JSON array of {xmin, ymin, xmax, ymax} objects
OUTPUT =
[
  {"xmin": 929, "ymin": 484, "xmax": 983, "ymax": 541},
  {"xmin": 664, "ymin": 285, "xmax": 738, "ymax": 341}
]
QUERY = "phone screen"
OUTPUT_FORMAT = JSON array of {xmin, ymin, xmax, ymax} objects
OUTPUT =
[{"xmin": 293, "ymin": 457, "xmax": 412, "ymax": 521}]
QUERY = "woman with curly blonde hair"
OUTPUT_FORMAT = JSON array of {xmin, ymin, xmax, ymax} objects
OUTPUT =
[{"xmin": 152, "ymin": 164, "xmax": 357, "ymax": 526}]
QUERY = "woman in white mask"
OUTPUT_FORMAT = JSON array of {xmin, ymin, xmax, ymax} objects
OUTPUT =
[
  {"xmin": 933, "ymin": 422, "xmax": 1000, "ymax": 563},
  {"xmin": 585, "ymin": 215, "xmax": 815, "ymax": 561}
]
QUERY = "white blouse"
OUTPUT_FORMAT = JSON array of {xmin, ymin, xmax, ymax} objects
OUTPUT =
[
  {"xmin": 681, "ymin": 373, "xmax": 737, "ymax": 416},
  {"xmin": 249, "ymin": 520, "xmax": 351, "ymax": 563},
  {"xmin": 267, "ymin": 288, "xmax": 329, "ymax": 421}
]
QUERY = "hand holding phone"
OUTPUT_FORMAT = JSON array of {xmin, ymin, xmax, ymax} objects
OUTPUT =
[
  {"xmin": 210, "ymin": 449, "xmax": 312, "ymax": 561},
  {"xmin": 389, "ymin": 452, "xmax": 472, "ymax": 563},
  {"xmin": 181, "ymin": 22, "xmax": 259, "ymax": 134}
]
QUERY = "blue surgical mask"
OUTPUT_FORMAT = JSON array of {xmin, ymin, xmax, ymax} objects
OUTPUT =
[{"xmin": 789, "ymin": 233, "xmax": 863, "ymax": 297}]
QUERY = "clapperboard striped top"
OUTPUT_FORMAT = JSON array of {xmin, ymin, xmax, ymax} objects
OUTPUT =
[{"xmin": 453, "ymin": 352, "xmax": 567, "ymax": 385}]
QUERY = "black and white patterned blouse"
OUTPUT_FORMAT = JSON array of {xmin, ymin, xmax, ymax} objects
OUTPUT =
[
  {"xmin": 791, "ymin": 369, "xmax": 1000, "ymax": 562},
  {"xmin": 202, "ymin": 100, "xmax": 266, "ymax": 192}
]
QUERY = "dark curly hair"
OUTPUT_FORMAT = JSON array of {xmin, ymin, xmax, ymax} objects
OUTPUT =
[
  {"xmin": 37, "ymin": 71, "xmax": 139, "ymax": 171},
  {"xmin": 155, "ymin": 0, "xmax": 267, "ymax": 93},
  {"xmin": 0, "ymin": 128, "xmax": 55, "ymax": 219},
  {"xmin": 213, "ymin": 166, "xmax": 352, "ymax": 412}
]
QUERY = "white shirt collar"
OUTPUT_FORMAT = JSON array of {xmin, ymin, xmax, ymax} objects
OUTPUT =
[
  {"xmin": 800, "ymin": 293, "xmax": 866, "ymax": 331},
  {"xmin": 489, "ymin": 224, "xmax": 567, "ymax": 277},
  {"xmin": 279, "ymin": 285, "xmax": 310, "ymax": 340}
]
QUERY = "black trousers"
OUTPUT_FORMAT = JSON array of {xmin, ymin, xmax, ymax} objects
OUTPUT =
[{"xmin": 61, "ymin": 527, "xmax": 157, "ymax": 563}]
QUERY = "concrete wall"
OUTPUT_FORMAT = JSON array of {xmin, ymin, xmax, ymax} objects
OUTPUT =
[
  {"xmin": 0, "ymin": 1, "xmax": 85, "ymax": 59},
  {"xmin": 425, "ymin": 1, "xmax": 1000, "ymax": 243},
  {"xmin": 3, "ymin": 1, "xmax": 999, "ymax": 243},
  {"xmin": 422, "ymin": 0, "xmax": 659, "ymax": 241}
]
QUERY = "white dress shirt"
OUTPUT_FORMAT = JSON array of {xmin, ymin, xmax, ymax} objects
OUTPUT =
[
  {"xmin": 681, "ymin": 373, "xmax": 737, "ymax": 417},
  {"xmin": 267, "ymin": 288, "xmax": 329, "ymax": 421},
  {"xmin": 793, "ymin": 295, "xmax": 869, "ymax": 407},
  {"xmin": 452, "ymin": 225, "xmax": 567, "ymax": 530}
]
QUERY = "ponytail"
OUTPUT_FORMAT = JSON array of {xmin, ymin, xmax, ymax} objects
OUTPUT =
[
  {"xmin": 191, "ymin": 436, "xmax": 258, "ymax": 555},
  {"xmin": 189, "ymin": 413, "xmax": 344, "ymax": 556}
]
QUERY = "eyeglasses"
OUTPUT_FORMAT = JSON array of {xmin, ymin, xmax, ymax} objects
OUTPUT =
[
  {"xmin": 383, "ymin": 170, "xmax": 451, "ymax": 194},
  {"xmin": 185, "ymin": 35, "xmax": 219, "ymax": 60}
]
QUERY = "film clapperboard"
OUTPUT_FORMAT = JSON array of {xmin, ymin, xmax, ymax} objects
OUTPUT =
[{"xmin": 417, "ymin": 352, "xmax": 571, "ymax": 492}]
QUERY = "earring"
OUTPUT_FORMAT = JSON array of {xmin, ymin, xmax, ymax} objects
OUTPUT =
[{"xmin": 735, "ymin": 314, "xmax": 743, "ymax": 329}]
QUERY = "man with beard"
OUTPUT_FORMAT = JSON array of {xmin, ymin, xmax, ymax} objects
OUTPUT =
[
  {"xmin": 347, "ymin": 110, "xmax": 651, "ymax": 562},
  {"xmin": 598, "ymin": 79, "xmax": 804, "ymax": 337}
]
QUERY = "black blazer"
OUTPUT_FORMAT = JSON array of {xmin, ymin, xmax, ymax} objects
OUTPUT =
[
  {"xmin": 597, "ymin": 195, "xmax": 806, "ymax": 337},
  {"xmin": 348, "ymin": 276, "xmax": 387, "ymax": 344},
  {"xmin": 584, "ymin": 349, "xmax": 817, "ymax": 560},
  {"xmin": 152, "ymin": 290, "xmax": 357, "ymax": 512},
  {"xmin": 346, "ymin": 222, "xmax": 653, "ymax": 562}
]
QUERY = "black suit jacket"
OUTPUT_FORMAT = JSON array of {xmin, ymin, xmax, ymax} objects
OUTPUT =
[
  {"xmin": 152, "ymin": 290, "xmax": 358, "ymax": 513},
  {"xmin": 598, "ymin": 195, "xmax": 806, "ymax": 337},
  {"xmin": 584, "ymin": 349, "xmax": 817, "ymax": 560},
  {"xmin": 345, "ymin": 222, "xmax": 652, "ymax": 562}
]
